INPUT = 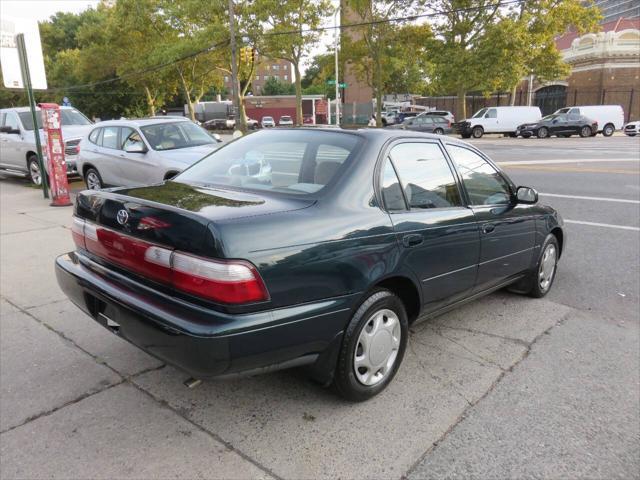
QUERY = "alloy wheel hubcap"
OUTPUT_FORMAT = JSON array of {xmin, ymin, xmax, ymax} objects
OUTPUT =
[
  {"xmin": 539, "ymin": 244, "xmax": 557, "ymax": 292},
  {"xmin": 87, "ymin": 172, "xmax": 101, "ymax": 189},
  {"xmin": 29, "ymin": 161, "xmax": 41, "ymax": 185},
  {"xmin": 354, "ymin": 309, "xmax": 401, "ymax": 386}
]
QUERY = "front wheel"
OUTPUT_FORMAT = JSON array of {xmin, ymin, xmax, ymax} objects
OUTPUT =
[
  {"xmin": 536, "ymin": 127, "xmax": 549, "ymax": 139},
  {"xmin": 472, "ymin": 126, "xmax": 484, "ymax": 138},
  {"xmin": 84, "ymin": 167, "xmax": 103, "ymax": 190},
  {"xmin": 27, "ymin": 155, "xmax": 42, "ymax": 185},
  {"xmin": 579, "ymin": 126, "xmax": 592, "ymax": 138},
  {"xmin": 602, "ymin": 123, "xmax": 615, "ymax": 137},
  {"xmin": 333, "ymin": 289, "xmax": 408, "ymax": 401},
  {"xmin": 434, "ymin": 128, "xmax": 444, "ymax": 135}
]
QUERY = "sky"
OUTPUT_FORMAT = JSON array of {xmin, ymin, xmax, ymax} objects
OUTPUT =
[{"xmin": 0, "ymin": 0, "xmax": 338, "ymax": 76}]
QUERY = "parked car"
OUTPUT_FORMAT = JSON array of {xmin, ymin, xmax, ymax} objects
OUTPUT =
[
  {"xmin": 422, "ymin": 110, "xmax": 455, "ymax": 124},
  {"xmin": 57, "ymin": 128, "xmax": 564, "ymax": 401},
  {"xmin": 77, "ymin": 117, "xmax": 222, "ymax": 189},
  {"xmin": 261, "ymin": 116, "xmax": 276, "ymax": 128},
  {"xmin": 623, "ymin": 120, "xmax": 640, "ymax": 136},
  {"xmin": 303, "ymin": 114, "xmax": 315, "ymax": 124},
  {"xmin": 0, "ymin": 106, "xmax": 93, "ymax": 184},
  {"xmin": 390, "ymin": 115, "xmax": 452, "ymax": 135},
  {"xmin": 554, "ymin": 105, "xmax": 624, "ymax": 137},
  {"xmin": 381, "ymin": 111, "xmax": 398, "ymax": 126},
  {"xmin": 278, "ymin": 115, "xmax": 294, "ymax": 126},
  {"xmin": 456, "ymin": 106, "xmax": 542, "ymax": 138},
  {"xmin": 516, "ymin": 113, "xmax": 598, "ymax": 138}
]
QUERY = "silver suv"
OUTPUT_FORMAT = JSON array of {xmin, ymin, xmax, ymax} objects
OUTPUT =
[
  {"xmin": 0, "ymin": 106, "xmax": 93, "ymax": 184},
  {"xmin": 77, "ymin": 117, "xmax": 222, "ymax": 189}
]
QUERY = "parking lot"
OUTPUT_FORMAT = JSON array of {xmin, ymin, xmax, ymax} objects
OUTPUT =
[{"xmin": 0, "ymin": 134, "xmax": 638, "ymax": 479}]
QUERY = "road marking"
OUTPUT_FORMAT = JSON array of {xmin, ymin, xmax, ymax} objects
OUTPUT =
[
  {"xmin": 565, "ymin": 220, "xmax": 640, "ymax": 232},
  {"xmin": 497, "ymin": 158, "xmax": 639, "ymax": 165},
  {"xmin": 539, "ymin": 193, "xmax": 640, "ymax": 204}
]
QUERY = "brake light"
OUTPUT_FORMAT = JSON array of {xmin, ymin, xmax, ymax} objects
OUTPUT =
[{"xmin": 71, "ymin": 217, "xmax": 268, "ymax": 304}]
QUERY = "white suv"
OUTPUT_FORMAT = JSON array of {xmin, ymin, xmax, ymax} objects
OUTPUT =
[{"xmin": 0, "ymin": 106, "xmax": 93, "ymax": 185}]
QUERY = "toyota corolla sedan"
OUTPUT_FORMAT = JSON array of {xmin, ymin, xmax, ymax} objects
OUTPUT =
[
  {"xmin": 77, "ymin": 117, "xmax": 222, "ymax": 189},
  {"xmin": 56, "ymin": 129, "xmax": 564, "ymax": 401}
]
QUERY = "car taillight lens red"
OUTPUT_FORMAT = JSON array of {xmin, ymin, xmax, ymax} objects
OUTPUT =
[{"xmin": 71, "ymin": 217, "xmax": 268, "ymax": 304}]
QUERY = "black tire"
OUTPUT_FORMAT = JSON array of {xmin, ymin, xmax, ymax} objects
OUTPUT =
[
  {"xmin": 84, "ymin": 167, "xmax": 104, "ymax": 190},
  {"xmin": 579, "ymin": 125, "xmax": 592, "ymax": 138},
  {"xmin": 434, "ymin": 128, "xmax": 444, "ymax": 135},
  {"xmin": 522, "ymin": 132, "xmax": 532, "ymax": 139},
  {"xmin": 333, "ymin": 289, "xmax": 408, "ymax": 402},
  {"xmin": 461, "ymin": 133, "xmax": 471, "ymax": 139},
  {"xmin": 510, "ymin": 234, "xmax": 559, "ymax": 298},
  {"xmin": 27, "ymin": 154, "xmax": 42, "ymax": 185},
  {"xmin": 536, "ymin": 127, "xmax": 549, "ymax": 139},
  {"xmin": 164, "ymin": 171, "xmax": 179, "ymax": 181},
  {"xmin": 472, "ymin": 126, "xmax": 484, "ymax": 138},
  {"xmin": 507, "ymin": 132, "xmax": 517, "ymax": 138},
  {"xmin": 602, "ymin": 123, "xmax": 615, "ymax": 137}
]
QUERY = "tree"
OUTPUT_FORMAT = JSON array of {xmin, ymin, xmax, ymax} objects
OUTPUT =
[
  {"xmin": 301, "ymin": 53, "xmax": 339, "ymax": 99},
  {"xmin": 342, "ymin": 1, "xmax": 430, "ymax": 126},
  {"xmin": 260, "ymin": 0, "xmax": 333, "ymax": 125},
  {"xmin": 262, "ymin": 76, "xmax": 296, "ymax": 95}
]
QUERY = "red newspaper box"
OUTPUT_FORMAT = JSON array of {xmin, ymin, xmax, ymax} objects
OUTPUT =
[{"xmin": 39, "ymin": 103, "xmax": 72, "ymax": 206}]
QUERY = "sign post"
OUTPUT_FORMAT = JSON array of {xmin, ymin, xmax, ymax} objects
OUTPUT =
[
  {"xmin": 16, "ymin": 33, "xmax": 48, "ymax": 198},
  {"xmin": 38, "ymin": 103, "xmax": 71, "ymax": 206}
]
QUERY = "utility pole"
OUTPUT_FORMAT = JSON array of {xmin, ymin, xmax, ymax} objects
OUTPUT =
[
  {"xmin": 334, "ymin": 5, "xmax": 340, "ymax": 126},
  {"xmin": 228, "ymin": 0, "xmax": 244, "ymax": 133}
]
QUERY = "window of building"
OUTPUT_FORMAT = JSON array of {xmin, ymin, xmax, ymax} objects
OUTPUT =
[
  {"xmin": 272, "ymin": 64, "xmax": 279, "ymax": 70},
  {"xmin": 256, "ymin": 75, "xmax": 260, "ymax": 81},
  {"xmin": 224, "ymin": 76, "xmax": 229, "ymax": 83},
  {"xmin": 284, "ymin": 75, "xmax": 288, "ymax": 80}
]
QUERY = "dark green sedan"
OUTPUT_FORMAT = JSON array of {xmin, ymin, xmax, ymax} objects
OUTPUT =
[{"xmin": 56, "ymin": 128, "xmax": 564, "ymax": 401}]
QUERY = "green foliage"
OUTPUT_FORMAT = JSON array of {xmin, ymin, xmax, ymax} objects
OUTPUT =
[{"xmin": 262, "ymin": 77, "xmax": 296, "ymax": 95}]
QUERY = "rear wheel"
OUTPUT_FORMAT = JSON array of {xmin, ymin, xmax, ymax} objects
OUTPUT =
[
  {"xmin": 472, "ymin": 126, "xmax": 484, "ymax": 138},
  {"xmin": 434, "ymin": 127, "xmax": 444, "ymax": 135},
  {"xmin": 536, "ymin": 127, "xmax": 549, "ymax": 139},
  {"xmin": 579, "ymin": 125, "xmax": 592, "ymax": 138},
  {"xmin": 27, "ymin": 155, "xmax": 42, "ymax": 185},
  {"xmin": 84, "ymin": 167, "xmax": 103, "ymax": 190},
  {"xmin": 602, "ymin": 123, "xmax": 615, "ymax": 137},
  {"xmin": 333, "ymin": 289, "xmax": 408, "ymax": 401}
]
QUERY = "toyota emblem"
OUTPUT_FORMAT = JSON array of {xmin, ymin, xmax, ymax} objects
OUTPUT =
[{"xmin": 116, "ymin": 209, "xmax": 129, "ymax": 225}]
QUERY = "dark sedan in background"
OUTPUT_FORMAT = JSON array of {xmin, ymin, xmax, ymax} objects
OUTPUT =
[
  {"xmin": 517, "ymin": 113, "xmax": 598, "ymax": 138},
  {"xmin": 390, "ymin": 115, "xmax": 452, "ymax": 134},
  {"xmin": 56, "ymin": 129, "xmax": 564, "ymax": 401}
]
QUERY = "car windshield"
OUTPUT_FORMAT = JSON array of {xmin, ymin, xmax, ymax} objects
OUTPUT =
[
  {"xmin": 472, "ymin": 108, "xmax": 488, "ymax": 118},
  {"xmin": 263, "ymin": 117, "xmax": 274, "ymax": 121},
  {"xmin": 140, "ymin": 121, "xmax": 216, "ymax": 151},
  {"xmin": 18, "ymin": 109, "xmax": 92, "ymax": 130},
  {"xmin": 175, "ymin": 129, "xmax": 361, "ymax": 196},
  {"xmin": 281, "ymin": 116, "xmax": 291, "ymax": 121},
  {"xmin": 542, "ymin": 114, "xmax": 560, "ymax": 121}
]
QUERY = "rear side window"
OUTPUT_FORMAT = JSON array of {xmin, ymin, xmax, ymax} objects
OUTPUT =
[
  {"xmin": 388, "ymin": 142, "xmax": 462, "ymax": 209},
  {"xmin": 101, "ymin": 126, "xmax": 120, "ymax": 149},
  {"xmin": 380, "ymin": 159, "xmax": 406, "ymax": 211},
  {"xmin": 447, "ymin": 145, "xmax": 511, "ymax": 206},
  {"xmin": 88, "ymin": 128, "xmax": 101, "ymax": 144}
]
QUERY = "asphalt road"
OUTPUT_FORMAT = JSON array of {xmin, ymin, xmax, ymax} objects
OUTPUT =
[{"xmin": 0, "ymin": 134, "xmax": 638, "ymax": 479}]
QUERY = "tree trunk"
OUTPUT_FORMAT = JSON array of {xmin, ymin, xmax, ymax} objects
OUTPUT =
[
  {"xmin": 177, "ymin": 71, "xmax": 195, "ymax": 121},
  {"xmin": 456, "ymin": 89, "xmax": 467, "ymax": 120},
  {"xmin": 374, "ymin": 53, "xmax": 383, "ymax": 127},
  {"xmin": 510, "ymin": 84, "xmax": 517, "ymax": 106},
  {"xmin": 294, "ymin": 62, "xmax": 303, "ymax": 126},
  {"xmin": 144, "ymin": 86, "xmax": 156, "ymax": 116}
]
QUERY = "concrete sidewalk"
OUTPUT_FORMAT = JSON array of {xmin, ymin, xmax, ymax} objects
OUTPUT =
[{"xmin": 0, "ymin": 178, "xmax": 638, "ymax": 479}]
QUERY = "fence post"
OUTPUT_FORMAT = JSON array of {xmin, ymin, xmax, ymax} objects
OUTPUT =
[
  {"xmin": 601, "ymin": 89, "xmax": 606, "ymax": 104},
  {"xmin": 628, "ymin": 89, "xmax": 634, "ymax": 122},
  {"xmin": 518, "ymin": 90, "xmax": 522, "ymax": 105},
  {"xmin": 497, "ymin": 93, "xmax": 501, "ymax": 107},
  {"xmin": 573, "ymin": 89, "xmax": 577, "ymax": 106}
]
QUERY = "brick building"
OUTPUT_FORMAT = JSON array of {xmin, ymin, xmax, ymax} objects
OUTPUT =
[{"xmin": 223, "ymin": 58, "xmax": 293, "ymax": 96}]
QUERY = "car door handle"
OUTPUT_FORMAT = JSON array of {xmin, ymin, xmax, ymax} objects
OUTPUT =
[
  {"xmin": 482, "ymin": 223, "xmax": 496, "ymax": 234},
  {"xmin": 402, "ymin": 234, "xmax": 423, "ymax": 248}
]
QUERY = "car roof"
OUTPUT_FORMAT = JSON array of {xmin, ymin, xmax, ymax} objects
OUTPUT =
[{"xmin": 89, "ymin": 117, "xmax": 192, "ymax": 128}]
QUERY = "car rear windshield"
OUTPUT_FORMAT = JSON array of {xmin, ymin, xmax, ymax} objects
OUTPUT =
[
  {"xmin": 140, "ymin": 121, "xmax": 216, "ymax": 151},
  {"xmin": 18, "ymin": 109, "xmax": 92, "ymax": 130},
  {"xmin": 176, "ymin": 129, "xmax": 361, "ymax": 196}
]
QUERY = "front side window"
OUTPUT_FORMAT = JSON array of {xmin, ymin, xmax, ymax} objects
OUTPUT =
[
  {"xmin": 4, "ymin": 112, "xmax": 20, "ymax": 130},
  {"xmin": 447, "ymin": 144, "xmax": 512, "ymax": 206},
  {"xmin": 140, "ymin": 121, "xmax": 215, "ymax": 151},
  {"xmin": 176, "ymin": 130, "xmax": 361, "ymax": 196},
  {"xmin": 485, "ymin": 108, "xmax": 497, "ymax": 118},
  {"xmin": 121, "ymin": 127, "xmax": 145, "ymax": 151},
  {"xmin": 101, "ymin": 126, "xmax": 120, "ymax": 149},
  {"xmin": 389, "ymin": 142, "xmax": 462, "ymax": 209}
]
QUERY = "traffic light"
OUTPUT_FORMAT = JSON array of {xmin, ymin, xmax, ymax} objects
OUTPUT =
[
  {"xmin": 239, "ymin": 47, "xmax": 247, "ymax": 63},
  {"xmin": 251, "ymin": 47, "xmax": 257, "ymax": 63}
]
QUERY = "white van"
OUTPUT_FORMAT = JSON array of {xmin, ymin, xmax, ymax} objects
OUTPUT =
[
  {"xmin": 458, "ymin": 106, "xmax": 542, "ymax": 138},
  {"xmin": 554, "ymin": 105, "xmax": 624, "ymax": 137}
]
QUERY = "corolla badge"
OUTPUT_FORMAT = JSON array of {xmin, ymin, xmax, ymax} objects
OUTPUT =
[{"xmin": 116, "ymin": 209, "xmax": 129, "ymax": 225}]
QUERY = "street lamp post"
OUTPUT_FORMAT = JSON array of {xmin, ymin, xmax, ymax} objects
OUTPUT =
[{"xmin": 334, "ymin": 6, "xmax": 340, "ymax": 126}]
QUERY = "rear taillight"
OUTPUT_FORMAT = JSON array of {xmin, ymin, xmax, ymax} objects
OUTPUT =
[{"xmin": 71, "ymin": 217, "xmax": 268, "ymax": 304}]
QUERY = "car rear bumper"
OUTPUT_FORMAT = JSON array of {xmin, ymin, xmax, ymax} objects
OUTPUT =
[{"xmin": 55, "ymin": 251, "xmax": 354, "ymax": 379}]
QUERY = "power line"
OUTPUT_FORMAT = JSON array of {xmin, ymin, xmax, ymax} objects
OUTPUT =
[{"xmin": 33, "ymin": 0, "xmax": 523, "ymax": 94}]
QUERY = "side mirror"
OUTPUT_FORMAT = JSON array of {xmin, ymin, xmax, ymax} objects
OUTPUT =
[
  {"xmin": 0, "ymin": 126, "xmax": 20, "ymax": 134},
  {"xmin": 516, "ymin": 186, "xmax": 538, "ymax": 204},
  {"xmin": 125, "ymin": 143, "xmax": 147, "ymax": 153}
]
